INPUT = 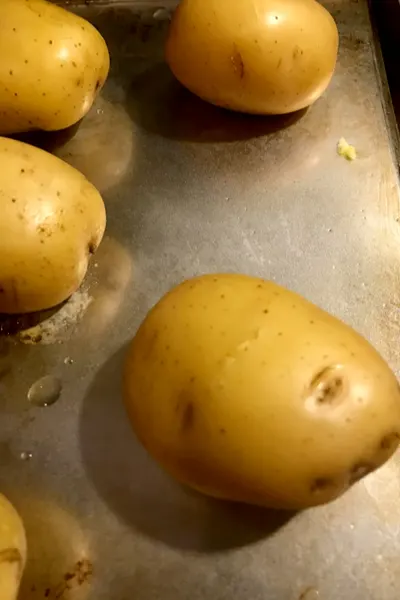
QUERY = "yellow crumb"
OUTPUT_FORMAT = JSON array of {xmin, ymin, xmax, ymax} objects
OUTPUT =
[{"xmin": 337, "ymin": 137, "xmax": 357, "ymax": 161}]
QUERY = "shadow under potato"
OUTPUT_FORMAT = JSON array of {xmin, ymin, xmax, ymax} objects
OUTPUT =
[
  {"xmin": 127, "ymin": 63, "xmax": 307, "ymax": 144},
  {"xmin": 0, "ymin": 303, "xmax": 64, "ymax": 337},
  {"xmin": 11, "ymin": 119, "xmax": 83, "ymax": 154},
  {"xmin": 79, "ymin": 345, "xmax": 295, "ymax": 553}
]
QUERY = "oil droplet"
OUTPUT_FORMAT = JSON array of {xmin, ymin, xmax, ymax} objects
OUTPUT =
[
  {"xmin": 299, "ymin": 588, "xmax": 320, "ymax": 600},
  {"xmin": 153, "ymin": 8, "xmax": 171, "ymax": 20},
  {"xmin": 20, "ymin": 451, "xmax": 33, "ymax": 461},
  {"xmin": 27, "ymin": 375, "xmax": 62, "ymax": 407}
]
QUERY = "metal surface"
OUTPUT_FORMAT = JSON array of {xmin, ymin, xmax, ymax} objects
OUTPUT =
[{"xmin": 1, "ymin": 1, "xmax": 400, "ymax": 598}]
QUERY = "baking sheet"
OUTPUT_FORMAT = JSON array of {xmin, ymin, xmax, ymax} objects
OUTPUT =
[{"xmin": 1, "ymin": 1, "xmax": 400, "ymax": 598}]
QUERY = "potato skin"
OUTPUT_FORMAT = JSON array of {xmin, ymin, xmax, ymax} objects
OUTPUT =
[
  {"xmin": 124, "ymin": 274, "xmax": 400, "ymax": 510},
  {"xmin": 0, "ymin": 137, "xmax": 106, "ymax": 314},
  {"xmin": 166, "ymin": 0, "xmax": 338, "ymax": 115},
  {"xmin": 0, "ymin": 0, "xmax": 110, "ymax": 134},
  {"xmin": 0, "ymin": 493, "xmax": 26, "ymax": 600}
]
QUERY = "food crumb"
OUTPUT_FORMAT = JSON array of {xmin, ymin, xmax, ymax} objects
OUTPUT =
[
  {"xmin": 43, "ymin": 558, "xmax": 93, "ymax": 598},
  {"xmin": 18, "ymin": 290, "xmax": 92, "ymax": 345},
  {"xmin": 337, "ymin": 137, "xmax": 357, "ymax": 161}
]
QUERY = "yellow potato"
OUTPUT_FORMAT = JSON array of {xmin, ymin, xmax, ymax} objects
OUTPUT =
[
  {"xmin": 0, "ymin": 137, "xmax": 106, "ymax": 314},
  {"xmin": 0, "ymin": 0, "xmax": 110, "ymax": 135},
  {"xmin": 124, "ymin": 274, "xmax": 400, "ymax": 510},
  {"xmin": 166, "ymin": 0, "xmax": 338, "ymax": 114},
  {"xmin": 0, "ymin": 493, "xmax": 27, "ymax": 600}
]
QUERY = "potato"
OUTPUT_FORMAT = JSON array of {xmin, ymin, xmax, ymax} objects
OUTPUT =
[
  {"xmin": 124, "ymin": 274, "xmax": 400, "ymax": 510},
  {"xmin": 0, "ymin": 493, "xmax": 27, "ymax": 600},
  {"xmin": 166, "ymin": 0, "xmax": 338, "ymax": 115},
  {"xmin": 0, "ymin": 0, "xmax": 110, "ymax": 135},
  {"xmin": 0, "ymin": 137, "xmax": 106, "ymax": 314}
]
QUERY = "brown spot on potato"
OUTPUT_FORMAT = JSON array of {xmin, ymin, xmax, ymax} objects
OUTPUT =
[
  {"xmin": 292, "ymin": 46, "xmax": 303, "ymax": 60},
  {"xmin": 181, "ymin": 401, "xmax": 194, "ymax": 430},
  {"xmin": 310, "ymin": 477, "xmax": 334, "ymax": 494},
  {"xmin": 380, "ymin": 432, "xmax": 400, "ymax": 451},
  {"xmin": 231, "ymin": 46, "xmax": 245, "ymax": 79},
  {"xmin": 176, "ymin": 392, "xmax": 196, "ymax": 432},
  {"xmin": 263, "ymin": 309, "xmax": 269, "ymax": 314},
  {"xmin": 0, "ymin": 548, "xmax": 23, "ymax": 566},
  {"xmin": 349, "ymin": 463, "xmax": 373, "ymax": 484},
  {"xmin": 220, "ymin": 428, "xmax": 226, "ymax": 434},
  {"xmin": 95, "ymin": 79, "xmax": 102, "ymax": 92},
  {"xmin": 88, "ymin": 240, "xmax": 97, "ymax": 254},
  {"xmin": 307, "ymin": 366, "xmax": 345, "ymax": 409}
]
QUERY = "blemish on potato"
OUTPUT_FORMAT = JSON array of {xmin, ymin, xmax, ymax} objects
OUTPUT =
[
  {"xmin": 0, "ymin": 548, "xmax": 23, "ymax": 566},
  {"xmin": 310, "ymin": 477, "xmax": 334, "ymax": 494},
  {"xmin": 181, "ymin": 401, "xmax": 195, "ymax": 430},
  {"xmin": 231, "ymin": 46, "xmax": 245, "ymax": 79},
  {"xmin": 87, "ymin": 240, "xmax": 97, "ymax": 254},
  {"xmin": 349, "ymin": 463, "xmax": 372, "ymax": 484},
  {"xmin": 380, "ymin": 432, "xmax": 400, "ymax": 451},
  {"xmin": 176, "ymin": 391, "xmax": 196, "ymax": 432},
  {"xmin": 307, "ymin": 366, "xmax": 345, "ymax": 409}
]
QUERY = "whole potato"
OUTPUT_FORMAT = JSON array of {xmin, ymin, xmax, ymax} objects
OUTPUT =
[
  {"xmin": 0, "ymin": 137, "xmax": 106, "ymax": 314},
  {"xmin": 0, "ymin": 0, "xmax": 110, "ymax": 135},
  {"xmin": 166, "ymin": 0, "xmax": 338, "ymax": 115},
  {"xmin": 0, "ymin": 493, "xmax": 27, "ymax": 600},
  {"xmin": 124, "ymin": 274, "xmax": 400, "ymax": 510}
]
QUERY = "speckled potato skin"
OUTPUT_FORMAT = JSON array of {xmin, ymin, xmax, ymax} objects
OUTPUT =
[
  {"xmin": 166, "ymin": 0, "xmax": 338, "ymax": 115},
  {"xmin": 0, "ymin": 493, "xmax": 26, "ymax": 600},
  {"xmin": 0, "ymin": 137, "xmax": 106, "ymax": 314},
  {"xmin": 0, "ymin": 0, "xmax": 110, "ymax": 134},
  {"xmin": 124, "ymin": 274, "xmax": 400, "ymax": 510}
]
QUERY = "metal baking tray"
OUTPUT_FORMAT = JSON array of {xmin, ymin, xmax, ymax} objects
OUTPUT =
[{"xmin": 1, "ymin": 1, "xmax": 400, "ymax": 598}]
